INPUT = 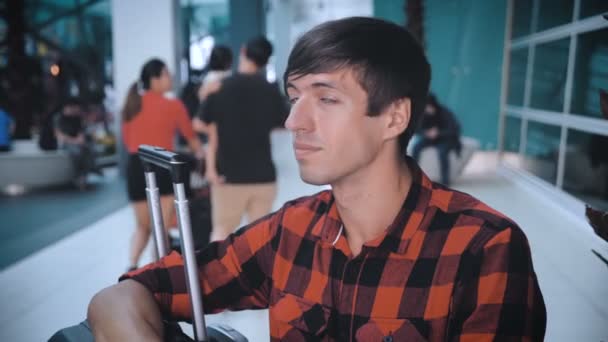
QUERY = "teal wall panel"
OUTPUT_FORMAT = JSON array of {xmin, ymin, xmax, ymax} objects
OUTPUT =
[
  {"xmin": 229, "ymin": 0, "xmax": 265, "ymax": 67},
  {"xmin": 374, "ymin": 0, "xmax": 507, "ymax": 149},
  {"xmin": 373, "ymin": 0, "xmax": 405, "ymax": 26}
]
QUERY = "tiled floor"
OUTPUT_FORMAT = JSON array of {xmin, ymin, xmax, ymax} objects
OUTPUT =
[{"xmin": 0, "ymin": 131, "xmax": 606, "ymax": 341}]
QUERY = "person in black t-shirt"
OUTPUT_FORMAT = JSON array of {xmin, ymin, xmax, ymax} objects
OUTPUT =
[
  {"xmin": 199, "ymin": 37, "xmax": 288, "ymax": 241},
  {"xmin": 54, "ymin": 97, "xmax": 97, "ymax": 190}
]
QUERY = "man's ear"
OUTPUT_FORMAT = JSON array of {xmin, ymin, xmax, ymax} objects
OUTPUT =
[{"xmin": 384, "ymin": 98, "xmax": 411, "ymax": 139}]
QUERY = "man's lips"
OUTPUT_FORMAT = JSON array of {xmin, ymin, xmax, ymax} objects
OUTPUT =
[{"xmin": 293, "ymin": 142, "xmax": 322, "ymax": 159}]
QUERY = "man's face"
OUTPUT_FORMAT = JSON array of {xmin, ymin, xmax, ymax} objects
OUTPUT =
[
  {"xmin": 63, "ymin": 104, "xmax": 81, "ymax": 116},
  {"xmin": 285, "ymin": 68, "xmax": 387, "ymax": 185}
]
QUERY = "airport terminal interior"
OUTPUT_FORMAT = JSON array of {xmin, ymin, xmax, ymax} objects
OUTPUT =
[{"xmin": 0, "ymin": 0, "xmax": 607, "ymax": 341}]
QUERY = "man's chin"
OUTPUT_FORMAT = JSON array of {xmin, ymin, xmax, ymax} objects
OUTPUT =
[{"xmin": 298, "ymin": 170, "xmax": 330, "ymax": 186}]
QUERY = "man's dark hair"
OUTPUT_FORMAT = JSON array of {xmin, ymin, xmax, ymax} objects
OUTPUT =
[
  {"xmin": 245, "ymin": 36, "xmax": 273, "ymax": 67},
  {"xmin": 208, "ymin": 45, "xmax": 233, "ymax": 71},
  {"xmin": 284, "ymin": 16, "xmax": 431, "ymax": 155}
]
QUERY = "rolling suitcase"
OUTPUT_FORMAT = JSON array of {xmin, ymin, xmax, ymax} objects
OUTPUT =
[{"xmin": 49, "ymin": 145, "xmax": 247, "ymax": 342}]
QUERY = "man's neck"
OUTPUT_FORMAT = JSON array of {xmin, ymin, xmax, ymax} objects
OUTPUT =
[
  {"xmin": 332, "ymin": 148, "xmax": 412, "ymax": 256},
  {"xmin": 238, "ymin": 60, "xmax": 260, "ymax": 75}
]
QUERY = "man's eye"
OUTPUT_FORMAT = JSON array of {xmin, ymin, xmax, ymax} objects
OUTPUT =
[
  {"xmin": 320, "ymin": 97, "xmax": 338, "ymax": 104},
  {"xmin": 288, "ymin": 97, "xmax": 298, "ymax": 105}
]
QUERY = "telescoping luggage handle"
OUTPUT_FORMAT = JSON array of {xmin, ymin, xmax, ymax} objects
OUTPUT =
[{"xmin": 138, "ymin": 145, "xmax": 208, "ymax": 342}]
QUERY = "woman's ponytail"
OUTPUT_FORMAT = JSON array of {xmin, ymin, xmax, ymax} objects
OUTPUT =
[{"xmin": 122, "ymin": 81, "xmax": 142, "ymax": 122}]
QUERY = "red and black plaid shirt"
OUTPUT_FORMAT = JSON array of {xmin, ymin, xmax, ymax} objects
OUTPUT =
[{"xmin": 123, "ymin": 160, "xmax": 546, "ymax": 341}]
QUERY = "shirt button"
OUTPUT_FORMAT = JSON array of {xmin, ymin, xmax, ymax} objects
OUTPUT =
[{"xmin": 383, "ymin": 336, "xmax": 393, "ymax": 342}]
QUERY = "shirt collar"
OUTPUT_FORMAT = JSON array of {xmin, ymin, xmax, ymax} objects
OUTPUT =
[{"xmin": 311, "ymin": 157, "xmax": 433, "ymax": 254}]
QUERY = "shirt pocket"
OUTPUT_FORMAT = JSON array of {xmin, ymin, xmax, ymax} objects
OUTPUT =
[
  {"xmin": 270, "ymin": 291, "xmax": 331, "ymax": 339},
  {"xmin": 355, "ymin": 318, "xmax": 428, "ymax": 342}
]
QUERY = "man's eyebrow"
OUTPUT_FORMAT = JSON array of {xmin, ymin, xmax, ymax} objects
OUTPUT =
[
  {"xmin": 310, "ymin": 81, "xmax": 338, "ymax": 90},
  {"xmin": 286, "ymin": 80, "xmax": 340, "ymax": 92}
]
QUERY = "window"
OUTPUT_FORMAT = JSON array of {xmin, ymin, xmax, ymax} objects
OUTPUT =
[
  {"xmin": 507, "ymin": 48, "xmax": 528, "ymax": 106},
  {"xmin": 530, "ymin": 38, "xmax": 570, "ymax": 112},
  {"xmin": 501, "ymin": 0, "xmax": 608, "ymax": 214},
  {"xmin": 503, "ymin": 115, "xmax": 522, "ymax": 153},
  {"xmin": 579, "ymin": 0, "xmax": 608, "ymax": 19},
  {"xmin": 523, "ymin": 121, "xmax": 561, "ymax": 184},
  {"xmin": 512, "ymin": 0, "xmax": 533, "ymax": 39},
  {"xmin": 570, "ymin": 27, "xmax": 608, "ymax": 118},
  {"xmin": 563, "ymin": 129, "xmax": 608, "ymax": 210},
  {"xmin": 536, "ymin": 0, "xmax": 573, "ymax": 32}
]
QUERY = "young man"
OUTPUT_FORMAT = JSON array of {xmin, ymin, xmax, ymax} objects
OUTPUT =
[
  {"xmin": 88, "ymin": 17, "xmax": 546, "ymax": 341},
  {"xmin": 411, "ymin": 93, "xmax": 461, "ymax": 186},
  {"xmin": 54, "ymin": 97, "xmax": 97, "ymax": 189},
  {"xmin": 196, "ymin": 37, "xmax": 287, "ymax": 242}
]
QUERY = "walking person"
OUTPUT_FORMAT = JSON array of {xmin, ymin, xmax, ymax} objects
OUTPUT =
[
  {"xmin": 121, "ymin": 58, "xmax": 205, "ymax": 270},
  {"xmin": 199, "ymin": 37, "xmax": 288, "ymax": 241}
]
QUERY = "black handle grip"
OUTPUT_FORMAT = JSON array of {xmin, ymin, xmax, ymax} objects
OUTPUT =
[{"xmin": 138, "ymin": 145, "xmax": 189, "ymax": 184}]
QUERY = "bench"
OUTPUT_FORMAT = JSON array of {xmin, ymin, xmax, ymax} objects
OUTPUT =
[
  {"xmin": 408, "ymin": 136, "xmax": 480, "ymax": 183},
  {"xmin": 0, "ymin": 140, "xmax": 75, "ymax": 190}
]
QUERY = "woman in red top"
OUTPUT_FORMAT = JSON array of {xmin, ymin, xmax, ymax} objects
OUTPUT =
[{"xmin": 122, "ymin": 58, "xmax": 204, "ymax": 270}]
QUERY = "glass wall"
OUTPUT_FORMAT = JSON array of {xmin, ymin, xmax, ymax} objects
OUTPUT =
[
  {"xmin": 529, "ymin": 38, "xmax": 570, "ymax": 112},
  {"xmin": 501, "ymin": 0, "xmax": 608, "ymax": 210},
  {"xmin": 1, "ymin": 0, "xmax": 114, "ymax": 147},
  {"xmin": 181, "ymin": 0, "xmax": 230, "ymax": 73}
]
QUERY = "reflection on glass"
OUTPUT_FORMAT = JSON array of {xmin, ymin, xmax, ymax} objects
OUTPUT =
[
  {"xmin": 508, "ymin": 48, "xmax": 528, "ymax": 106},
  {"xmin": 570, "ymin": 28, "xmax": 608, "ymax": 119},
  {"xmin": 530, "ymin": 38, "xmax": 570, "ymax": 112},
  {"xmin": 41, "ymin": 16, "xmax": 81, "ymax": 49},
  {"xmin": 185, "ymin": 0, "xmax": 231, "ymax": 69},
  {"xmin": 512, "ymin": 0, "xmax": 533, "ymax": 39},
  {"xmin": 523, "ymin": 121, "xmax": 561, "ymax": 184},
  {"xmin": 537, "ymin": 0, "xmax": 573, "ymax": 32},
  {"xmin": 563, "ymin": 129, "xmax": 608, "ymax": 210},
  {"xmin": 579, "ymin": 0, "xmax": 608, "ymax": 19},
  {"xmin": 503, "ymin": 115, "xmax": 522, "ymax": 152},
  {"xmin": 25, "ymin": 0, "xmax": 79, "ymax": 26}
]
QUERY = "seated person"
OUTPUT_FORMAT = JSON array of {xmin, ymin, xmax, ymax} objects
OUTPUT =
[
  {"xmin": 88, "ymin": 17, "xmax": 546, "ymax": 341},
  {"xmin": 411, "ymin": 94, "xmax": 461, "ymax": 186},
  {"xmin": 0, "ymin": 107, "xmax": 14, "ymax": 152},
  {"xmin": 54, "ymin": 97, "xmax": 98, "ymax": 189}
]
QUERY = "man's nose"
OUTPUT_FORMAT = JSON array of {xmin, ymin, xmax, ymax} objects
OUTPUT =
[{"xmin": 284, "ymin": 99, "xmax": 312, "ymax": 132}]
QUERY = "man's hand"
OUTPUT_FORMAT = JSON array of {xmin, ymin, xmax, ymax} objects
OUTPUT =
[
  {"xmin": 88, "ymin": 280, "xmax": 164, "ymax": 341},
  {"xmin": 192, "ymin": 117, "xmax": 208, "ymax": 134},
  {"xmin": 198, "ymin": 80, "xmax": 222, "ymax": 101},
  {"xmin": 205, "ymin": 168, "xmax": 225, "ymax": 185}
]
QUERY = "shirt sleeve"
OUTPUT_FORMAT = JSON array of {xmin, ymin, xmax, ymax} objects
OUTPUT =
[
  {"xmin": 174, "ymin": 100, "xmax": 195, "ymax": 141},
  {"xmin": 120, "ymin": 207, "xmax": 283, "ymax": 321},
  {"xmin": 450, "ymin": 226, "xmax": 546, "ymax": 341}
]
